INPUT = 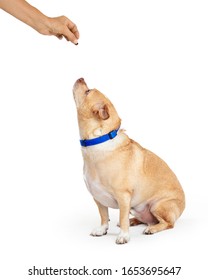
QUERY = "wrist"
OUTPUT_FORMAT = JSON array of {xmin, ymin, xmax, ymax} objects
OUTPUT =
[{"xmin": 32, "ymin": 14, "xmax": 52, "ymax": 35}]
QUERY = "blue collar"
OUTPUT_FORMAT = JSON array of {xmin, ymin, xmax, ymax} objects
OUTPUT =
[{"xmin": 80, "ymin": 128, "xmax": 119, "ymax": 147}]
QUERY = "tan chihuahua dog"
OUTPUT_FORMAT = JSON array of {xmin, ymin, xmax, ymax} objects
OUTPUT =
[{"xmin": 73, "ymin": 78, "xmax": 185, "ymax": 244}]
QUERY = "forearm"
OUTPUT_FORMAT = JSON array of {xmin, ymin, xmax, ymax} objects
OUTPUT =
[{"xmin": 0, "ymin": 0, "xmax": 50, "ymax": 34}]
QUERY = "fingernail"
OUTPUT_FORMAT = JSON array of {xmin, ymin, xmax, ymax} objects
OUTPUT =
[
  {"xmin": 74, "ymin": 40, "xmax": 78, "ymax": 45},
  {"xmin": 75, "ymin": 42, "xmax": 78, "ymax": 45}
]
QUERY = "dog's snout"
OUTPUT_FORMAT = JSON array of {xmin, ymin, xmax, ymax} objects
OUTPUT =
[
  {"xmin": 73, "ymin": 78, "xmax": 89, "ymax": 105},
  {"xmin": 74, "ymin": 78, "xmax": 87, "ymax": 90}
]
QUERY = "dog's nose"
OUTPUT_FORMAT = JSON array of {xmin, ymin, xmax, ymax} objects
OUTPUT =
[{"xmin": 77, "ymin": 77, "xmax": 85, "ymax": 83}]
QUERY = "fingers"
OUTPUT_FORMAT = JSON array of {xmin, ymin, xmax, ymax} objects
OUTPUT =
[
  {"xmin": 62, "ymin": 26, "xmax": 79, "ymax": 44},
  {"xmin": 48, "ymin": 16, "xmax": 80, "ymax": 45},
  {"xmin": 56, "ymin": 34, "xmax": 63, "ymax": 40},
  {"xmin": 67, "ymin": 21, "xmax": 79, "ymax": 39},
  {"xmin": 65, "ymin": 19, "xmax": 79, "ymax": 44}
]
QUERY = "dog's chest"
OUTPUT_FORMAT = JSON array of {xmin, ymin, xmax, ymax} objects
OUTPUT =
[{"xmin": 83, "ymin": 171, "xmax": 118, "ymax": 209}]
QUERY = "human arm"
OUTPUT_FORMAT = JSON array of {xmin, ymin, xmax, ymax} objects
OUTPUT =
[{"xmin": 0, "ymin": 0, "xmax": 79, "ymax": 44}]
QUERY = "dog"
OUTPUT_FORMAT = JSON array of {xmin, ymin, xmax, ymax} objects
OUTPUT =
[{"xmin": 73, "ymin": 78, "xmax": 185, "ymax": 244}]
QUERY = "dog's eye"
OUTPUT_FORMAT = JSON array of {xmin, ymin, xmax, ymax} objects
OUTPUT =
[{"xmin": 85, "ymin": 89, "xmax": 91, "ymax": 95}]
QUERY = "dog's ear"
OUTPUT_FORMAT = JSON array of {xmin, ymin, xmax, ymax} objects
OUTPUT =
[{"xmin": 93, "ymin": 103, "xmax": 109, "ymax": 120}]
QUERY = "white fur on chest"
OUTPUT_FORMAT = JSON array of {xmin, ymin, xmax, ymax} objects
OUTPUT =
[{"xmin": 83, "ymin": 172, "xmax": 118, "ymax": 209}]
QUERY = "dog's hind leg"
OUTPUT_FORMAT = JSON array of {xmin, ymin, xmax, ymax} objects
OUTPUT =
[{"xmin": 144, "ymin": 199, "xmax": 182, "ymax": 234}]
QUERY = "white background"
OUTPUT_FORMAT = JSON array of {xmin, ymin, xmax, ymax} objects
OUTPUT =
[{"xmin": 0, "ymin": 0, "xmax": 208, "ymax": 279}]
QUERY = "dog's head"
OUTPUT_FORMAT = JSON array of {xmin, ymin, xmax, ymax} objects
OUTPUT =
[{"xmin": 73, "ymin": 78, "xmax": 121, "ymax": 140}]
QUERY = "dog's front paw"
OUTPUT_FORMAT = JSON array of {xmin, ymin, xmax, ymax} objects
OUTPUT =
[
  {"xmin": 116, "ymin": 230, "xmax": 130, "ymax": 244},
  {"xmin": 90, "ymin": 224, "xmax": 108, "ymax": 237}
]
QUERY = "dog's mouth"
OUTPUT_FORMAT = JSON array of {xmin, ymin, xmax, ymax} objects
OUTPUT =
[{"xmin": 85, "ymin": 89, "xmax": 92, "ymax": 96}]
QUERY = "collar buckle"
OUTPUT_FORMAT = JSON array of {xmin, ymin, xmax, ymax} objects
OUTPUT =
[
  {"xmin": 108, "ymin": 130, "xmax": 117, "ymax": 139},
  {"xmin": 82, "ymin": 139, "xmax": 87, "ymax": 147}
]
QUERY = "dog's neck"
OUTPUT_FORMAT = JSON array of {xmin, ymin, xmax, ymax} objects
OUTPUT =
[
  {"xmin": 81, "ymin": 130, "xmax": 130, "ymax": 159},
  {"xmin": 80, "ymin": 127, "xmax": 120, "ymax": 147}
]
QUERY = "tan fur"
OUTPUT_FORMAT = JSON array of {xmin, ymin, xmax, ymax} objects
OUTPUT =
[{"xmin": 73, "ymin": 78, "xmax": 185, "ymax": 244}]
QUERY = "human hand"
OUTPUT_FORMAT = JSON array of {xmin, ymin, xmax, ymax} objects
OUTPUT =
[{"xmin": 46, "ymin": 16, "xmax": 79, "ymax": 44}]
